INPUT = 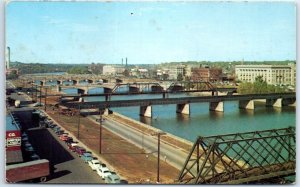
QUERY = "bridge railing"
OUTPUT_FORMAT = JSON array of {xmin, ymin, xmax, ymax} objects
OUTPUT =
[{"xmin": 177, "ymin": 127, "xmax": 295, "ymax": 184}]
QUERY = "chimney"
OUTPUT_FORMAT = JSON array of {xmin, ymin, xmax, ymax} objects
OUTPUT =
[
  {"xmin": 122, "ymin": 58, "xmax": 123, "ymax": 65},
  {"xmin": 126, "ymin": 57, "xmax": 128, "ymax": 66},
  {"xmin": 6, "ymin": 47, "xmax": 10, "ymax": 69}
]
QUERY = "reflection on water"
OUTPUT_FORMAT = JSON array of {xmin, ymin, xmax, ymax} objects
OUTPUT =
[
  {"xmin": 209, "ymin": 111, "xmax": 224, "ymax": 120},
  {"xmin": 239, "ymin": 109, "xmax": 255, "ymax": 116},
  {"xmin": 176, "ymin": 114, "xmax": 190, "ymax": 123}
]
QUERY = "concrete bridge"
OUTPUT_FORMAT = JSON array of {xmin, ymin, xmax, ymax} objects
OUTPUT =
[
  {"xmin": 56, "ymin": 81, "xmax": 236, "ymax": 96},
  {"xmin": 61, "ymin": 93, "xmax": 296, "ymax": 118}
]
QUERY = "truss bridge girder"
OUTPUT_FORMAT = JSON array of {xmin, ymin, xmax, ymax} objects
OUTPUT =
[{"xmin": 177, "ymin": 127, "xmax": 296, "ymax": 184}]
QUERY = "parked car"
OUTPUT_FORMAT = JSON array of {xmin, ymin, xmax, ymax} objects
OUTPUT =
[
  {"xmin": 68, "ymin": 143, "xmax": 79, "ymax": 152},
  {"xmin": 65, "ymin": 137, "xmax": 73, "ymax": 144},
  {"xmin": 105, "ymin": 173, "xmax": 121, "ymax": 184},
  {"xmin": 33, "ymin": 102, "xmax": 44, "ymax": 107},
  {"xmin": 81, "ymin": 153, "xmax": 93, "ymax": 163},
  {"xmin": 21, "ymin": 132, "xmax": 27, "ymax": 137},
  {"xmin": 88, "ymin": 159, "xmax": 101, "ymax": 171},
  {"xmin": 22, "ymin": 136, "xmax": 29, "ymax": 142},
  {"xmin": 99, "ymin": 163, "xmax": 107, "ymax": 170},
  {"xmin": 30, "ymin": 153, "xmax": 40, "ymax": 160},
  {"xmin": 75, "ymin": 147, "xmax": 86, "ymax": 157},
  {"xmin": 97, "ymin": 167, "xmax": 111, "ymax": 179},
  {"xmin": 56, "ymin": 130, "xmax": 65, "ymax": 136},
  {"xmin": 23, "ymin": 142, "xmax": 32, "ymax": 148},
  {"xmin": 25, "ymin": 146, "xmax": 35, "ymax": 152},
  {"xmin": 49, "ymin": 124, "xmax": 57, "ymax": 128},
  {"xmin": 59, "ymin": 134, "xmax": 69, "ymax": 141},
  {"xmin": 53, "ymin": 126, "xmax": 61, "ymax": 132}
]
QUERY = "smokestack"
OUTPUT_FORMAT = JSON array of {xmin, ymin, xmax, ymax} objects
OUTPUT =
[
  {"xmin": 122, "ymin": 58, "xmax": 123, "ymax": 65},
  {"xmin": 6, "ymin": 47, "xmax": 10, "ymax": 69},
  {"xmin": 126, "ymin": 57, "xmax": 128, "ymax": 66}
]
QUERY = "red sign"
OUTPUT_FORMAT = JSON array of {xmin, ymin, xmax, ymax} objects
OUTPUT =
[{"xmin": 6, "ymin": 130, "xmax": 21, "ymax": 151}]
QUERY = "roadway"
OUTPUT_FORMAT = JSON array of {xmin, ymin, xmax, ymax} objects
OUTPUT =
[{"xmin": 89, "ymin": 115, "xmax": 190, "ymax": 171}]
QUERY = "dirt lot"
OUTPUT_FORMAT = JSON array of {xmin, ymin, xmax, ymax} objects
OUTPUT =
[{"xmin": 46, "ymin": 111, "xmax": 180, "ymax": 184}]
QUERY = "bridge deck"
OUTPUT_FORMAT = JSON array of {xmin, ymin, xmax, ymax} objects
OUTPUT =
[{"xmin": 62, "ymin": 93, "xmax": 296, "ymax": 109}]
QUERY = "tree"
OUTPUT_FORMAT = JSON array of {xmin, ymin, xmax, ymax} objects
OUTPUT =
[
  {"xmin": 177, "ymin": 73, "xmax": 183, "ymax": 81},
  {"xmin": 123, "ymin": 69, "xmax": 130, "ymax": 77}
]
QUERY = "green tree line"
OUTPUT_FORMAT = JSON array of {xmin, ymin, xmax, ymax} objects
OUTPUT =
[{"xmin": 237, "ymin": 76, "xmax": 287, "ymax": 94}]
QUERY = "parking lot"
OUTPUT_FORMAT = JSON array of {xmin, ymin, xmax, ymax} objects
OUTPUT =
[{"xmin": 13, "ymin": 109, "xmax": 104, "ymax": 184}]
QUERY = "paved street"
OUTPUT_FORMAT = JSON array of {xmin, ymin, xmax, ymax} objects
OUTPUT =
[{"xmin": 90, "ymin": 115, "xmax": 189, "ymax": 170}]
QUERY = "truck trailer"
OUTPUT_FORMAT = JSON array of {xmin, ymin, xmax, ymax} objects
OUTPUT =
[{"xmin": 6, "ymin": 159, "xmax": 50, "ymax": 183}]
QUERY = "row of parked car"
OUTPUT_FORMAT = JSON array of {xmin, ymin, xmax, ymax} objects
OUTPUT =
[
  {"xmin": 43, "ymin": 111, "xmax": 127, "ymax": 184},
  {"xmin": 10, "ymin": 112, "xmax": 40, "ymax": 161}
]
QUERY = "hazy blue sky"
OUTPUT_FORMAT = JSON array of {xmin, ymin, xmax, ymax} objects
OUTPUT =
[{"xmin": 6, "ymin": 1, "xmax": 296, "ymax": 64}]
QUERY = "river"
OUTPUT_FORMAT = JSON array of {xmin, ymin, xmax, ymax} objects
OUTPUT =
[{"xmin": 62, "ymin": 87, "xmax": 296, "ymax": 142}]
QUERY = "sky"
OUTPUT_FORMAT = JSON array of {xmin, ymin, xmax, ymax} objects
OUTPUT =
[{"xmin": 6, "ymin": 1, "xmax": 296, "ymax": 64}]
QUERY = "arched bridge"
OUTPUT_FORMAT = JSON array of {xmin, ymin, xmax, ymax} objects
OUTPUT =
[{"xmin": 177, "ymin": 127, "xmax": 295, "ymax": 184}]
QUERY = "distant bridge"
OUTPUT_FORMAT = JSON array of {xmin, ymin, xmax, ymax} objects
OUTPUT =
[
  {"xmin": 177, "ymin": 127, "xmax": 295, "ymax": 184},
  {"xmin": 55, "ymin": 81, "xmax": 237, "ymax": 98},
  {"xmin": 61, "ymin": 93, "xmax": 296, "ymax": 117}
]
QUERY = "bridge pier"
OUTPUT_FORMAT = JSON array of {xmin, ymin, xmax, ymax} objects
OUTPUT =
[
  {"xmin": 104, "ymin": 87, "xmax": 112, "ymax": 94},
  {"xmin": 56, "ymin": 85, "xmax": 61, "ymax": 92},
  {"xmin": 105, "ymin": 94, "xmax": 111, "ymax": 101},
  {"xmin": 239, "ymin": 100, "xmax": 255, "ymax": 110},
  {"xmin": 176, "ymin": 104, "xmax": 190, "ymax": 115},
  {"xmin": 209, "ymin": 101, "xmax": 224, "ymax": 112},
  {"xmin": 103, "ymin": 108, "xmax": 112, "ymax": 116},
  {"xmin": 162, "ymin": 92, "xmax": 169, "ymax": 99},
  {"xmin": 72, "ymin": 80, "xmax": 78, "ymax": 85},
  {"xmin": 140, "ymin": 105, "xmax": 152, "ymax": 118},
  {"xmin": 77, "ymin": 89, "xmax": 85, "ymax": 95},
  {"xmin": 266, "ymin": 98, "xmax": 282, "ymax": 108}
]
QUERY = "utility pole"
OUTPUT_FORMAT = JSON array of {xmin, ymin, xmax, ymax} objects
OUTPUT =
[
  {"xmin": 77, "ymin": 105, "xmax": 81, "ymax": 139},
  {"xmin": 39, "ymin": 86, "xmax": 42, "ymax": 104},
  {"xmin": 99, "ymin": 110, "xmax": 103, "ymax": 154},
  {"xmin": 31, "ymin": 84, "xmax": 34, "ymax": 102},
  {"xmin": 35, "ymin": 84, "xmax": 38, "ymax": 102},
  {"xmin": 151, "ymin": 131, "xmax": 166, "ymax": 183},
  {"xmin": 44, "ymin": 87, "xmax": 48, "ymax": 111}
]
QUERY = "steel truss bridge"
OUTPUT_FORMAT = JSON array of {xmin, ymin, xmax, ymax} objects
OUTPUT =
[
  {"xmin": 60, "ymin": 93, "xmax": 295, "ymax": 109},
  {"xmin": 177, "ymin": 127, "xmax": 295, "ymax": 184}
]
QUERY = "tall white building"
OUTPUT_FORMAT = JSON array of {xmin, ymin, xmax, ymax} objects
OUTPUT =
[{"xmin": 235, "ymin": 64, "xmax": 296, "ymax": 86}]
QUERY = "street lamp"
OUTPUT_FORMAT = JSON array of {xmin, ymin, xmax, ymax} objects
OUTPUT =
[{"xmin": 151, "ymin": 131, "xmax": 166, "ymax": 183}]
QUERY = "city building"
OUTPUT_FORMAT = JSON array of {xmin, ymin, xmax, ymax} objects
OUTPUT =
[
  {"xmin": 235, "ymin": 64, "xmax": 296, "ymax": 86},
  {"xmin": 191, "ymin": 67, "xmax": 222, "ymax": 82},
  {"xmin": 103, "ymin": 65, "xmax": 116, "ymax": 75},
  {"xmin": 103, "ymin": 65, "xmax": 125, "ymax": 76}
]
